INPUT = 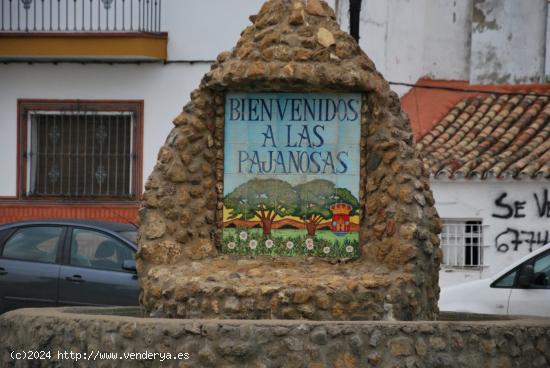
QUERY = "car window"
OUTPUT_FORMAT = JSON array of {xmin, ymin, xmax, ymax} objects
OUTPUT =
[
  {"xmin": 532, "ymin": 252, "xmax": 550, "ymax": 289},
  {"xmin": 493, "ymin": 270, "xmax": 518, "ymax": 288},
  {"xmin": 70, "ymin": 228, "xmax": 134, "ymax": 272},
  {"xmin": 117, "ymin": 230, "xmax": 137, "ymax": 244},
  {"xmin": 1, "ymin": 226, "xmax": 63, "ymax": 264},
  {"xmin": 0, "ymin": 228, "xmax": 13, "ymax": 244}
]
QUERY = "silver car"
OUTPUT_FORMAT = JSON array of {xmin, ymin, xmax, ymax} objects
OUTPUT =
[
  {"xmin": 439, "ymin": 243, "xmax": 550, "ymax": 317},
  {"xmin": 0, "ymin": 220, "xmax": 139, "ymax": 314}
]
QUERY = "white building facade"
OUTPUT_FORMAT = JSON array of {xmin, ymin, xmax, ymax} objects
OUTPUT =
[{"xmin": 434, "ymin": 181, "xmax": 550, "ymax": 287}]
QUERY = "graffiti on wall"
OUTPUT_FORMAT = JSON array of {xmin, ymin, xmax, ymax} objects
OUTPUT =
[
  {"xmin": 223, "ymin": 92, "xmax": 361, "ymax": 258},
  {"xmin": 493, "ymin": 189, "xmax": 550, "ymax": 253}
]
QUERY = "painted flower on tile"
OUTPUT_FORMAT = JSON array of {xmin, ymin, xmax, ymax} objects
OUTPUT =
[
  {"xmin": 249, "ymin": 240, "xmax": 258, "ymax": 249},
  {"xmin": 323, "ymin": 246, "xmax": 331, "ymax": 254},
  {"xmin": 239, "ymin": 231, "xmax": 248, "ymax": 240},
  {"xmin": 345, "ymin": 245, "xmax": 354, "ymax": 253},
  {"xmin": 265, "ymin": 239, "xmax": 274, "ymax": 248},
  {"xmin": 286, "ymin": 241, "xmax": 294, "ymax": 249},
  {"xmin": 227, "ymin": 242, "xmax": 236, "ymax": 250}
]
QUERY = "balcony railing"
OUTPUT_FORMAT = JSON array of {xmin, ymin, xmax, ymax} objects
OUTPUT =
[{"xmin": 1, "ymin": 0, "xmax": 162, "ymax": 33}]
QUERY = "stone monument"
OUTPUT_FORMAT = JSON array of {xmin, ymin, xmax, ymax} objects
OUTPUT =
[
  {"xmin": 137, "ymin": 0, "xmax": 442, "ymax": 321},
  {"xmin": 2, "ymin": 2, "xmax": 550, "ymax": 367}
]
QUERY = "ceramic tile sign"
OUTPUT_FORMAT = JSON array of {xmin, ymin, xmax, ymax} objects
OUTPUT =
[{"xmin": 223, "ymin": 92, "xmax": 361, "ymax": 258}]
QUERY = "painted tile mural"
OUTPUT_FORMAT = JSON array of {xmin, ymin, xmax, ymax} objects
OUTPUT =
[{"xmin": 223, "ymin": 92, "xmax": 361, "ymax": 258}]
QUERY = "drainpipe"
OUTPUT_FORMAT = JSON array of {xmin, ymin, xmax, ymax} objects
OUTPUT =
[
  {"xmin": 545, "ymin": 0, "xmax": 549, "ymax": 81},
  {"xmin": 349, "ymin": 0, "xmax": 362, "ymax": 42}
]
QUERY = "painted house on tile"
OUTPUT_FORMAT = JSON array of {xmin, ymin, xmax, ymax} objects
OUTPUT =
[
  {"xmin": 404, "ymin": 81, "xmax": 550, "ymax": 287},
  {"xmin": 330, "ymin": 203, "xmax": 353, "ymax": 236}
]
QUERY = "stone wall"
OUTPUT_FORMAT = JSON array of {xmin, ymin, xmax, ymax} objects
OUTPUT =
[
  {"xmin": 2, "ymin": 308, "xmax": 550, "ymax": 368},
  {"xmin": 137, "ymin": 0, "xmax": 442, "ymax": 321}
]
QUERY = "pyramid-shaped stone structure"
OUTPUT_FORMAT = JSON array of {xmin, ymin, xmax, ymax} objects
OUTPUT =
[{"xmin": 137, "ymin": 0, "xmax": 441, "ymax": 321}]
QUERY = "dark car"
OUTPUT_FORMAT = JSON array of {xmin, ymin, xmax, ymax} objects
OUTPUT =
[{"xmin": 0, "ymin": 220, "xmax": 139, "ymax": 314}]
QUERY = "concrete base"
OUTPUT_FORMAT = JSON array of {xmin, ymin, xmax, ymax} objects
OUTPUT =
[{"xmin": 1, "ymin": 307, "xmax": 550, "ymax": 367}]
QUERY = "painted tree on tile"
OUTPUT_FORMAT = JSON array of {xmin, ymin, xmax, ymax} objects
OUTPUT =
[
  {"xmin": 294, "ymin": 179, "xmax": 359, "ymax": 236},
  {"xmin": 224, "ymin": 178, "xmax": 297, "ymax": 235},
  {"xmin": 294, "ymin": 179, "xmax": 334, "ymax": 236}
]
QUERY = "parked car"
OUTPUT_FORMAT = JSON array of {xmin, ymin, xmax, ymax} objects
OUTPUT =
[
  {"xmin": 0, "ymin": 220, "xmax": 139, "ymax": 314},
  {"xmin": 439, "ymin": 243, "xmax": 550, "ymax": 317}
]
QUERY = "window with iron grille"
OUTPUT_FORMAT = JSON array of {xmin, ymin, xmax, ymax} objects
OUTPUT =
[
  {"xmin": 440, "ymin": 220, "xmax": 483, "ymax": 267},
  {"xmin": 19, "ymin": 100, "xmax": 143, "ymax": 200}
]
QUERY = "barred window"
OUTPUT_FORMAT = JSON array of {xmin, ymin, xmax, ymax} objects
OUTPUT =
[
  {"xmin": 440, "ymin": 220, "xmax": 483, "ymax": 267},
  {"xmin": 19, "ymin": 100, "xmax": 143, "ymax": 200}
]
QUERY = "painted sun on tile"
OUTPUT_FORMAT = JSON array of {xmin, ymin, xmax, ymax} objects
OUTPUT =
[{"xmin": 223, "ymin": 92, "xmax": 361, "ymax": 258}]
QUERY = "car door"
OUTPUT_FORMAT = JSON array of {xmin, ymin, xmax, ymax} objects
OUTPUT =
[
  {"xmin": 508, "ymin": 250, "xmax": 550, "ymax": 317},
  {"xmin": 0, "ymin": 225, "xmax": 65, "ymax": 312},
  {"xmin": 58, "ymin": 227, "xmax": 139, "ymax": 307}
]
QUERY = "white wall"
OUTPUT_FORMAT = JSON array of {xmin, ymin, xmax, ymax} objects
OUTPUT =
[
  {"xmin": 165, "ymin": 0, "xmax": 266, "ymax": 60},
  {"xmin": 337, "ymin": 0, "xmax": 548, "ymax": 91},
  {"xmin": 422, "ymin": 0, "xmax": 472, "ymax": 80},
  {"xmin": 352, "ymin": 0, "xmax": 428, "ymax": 95},
  {"xmin": 433, "ymin": 180, "xmax": 550, "ymax": 287},
  {"xmin": 348, "ymin": 0, "xmax": 472, "ymax": 95},
  {"xmin": 0, "ymin": 63, "xmax": 210, "ymax": 196},
  {"xmin": 470, "ymin": 0, "xmax": 547, "ymax": 84}
]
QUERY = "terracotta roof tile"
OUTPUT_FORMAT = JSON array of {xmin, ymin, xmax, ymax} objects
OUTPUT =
[{"xmin": 417, "ymin": 93, "xmax": 550, "ymax": 180}]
